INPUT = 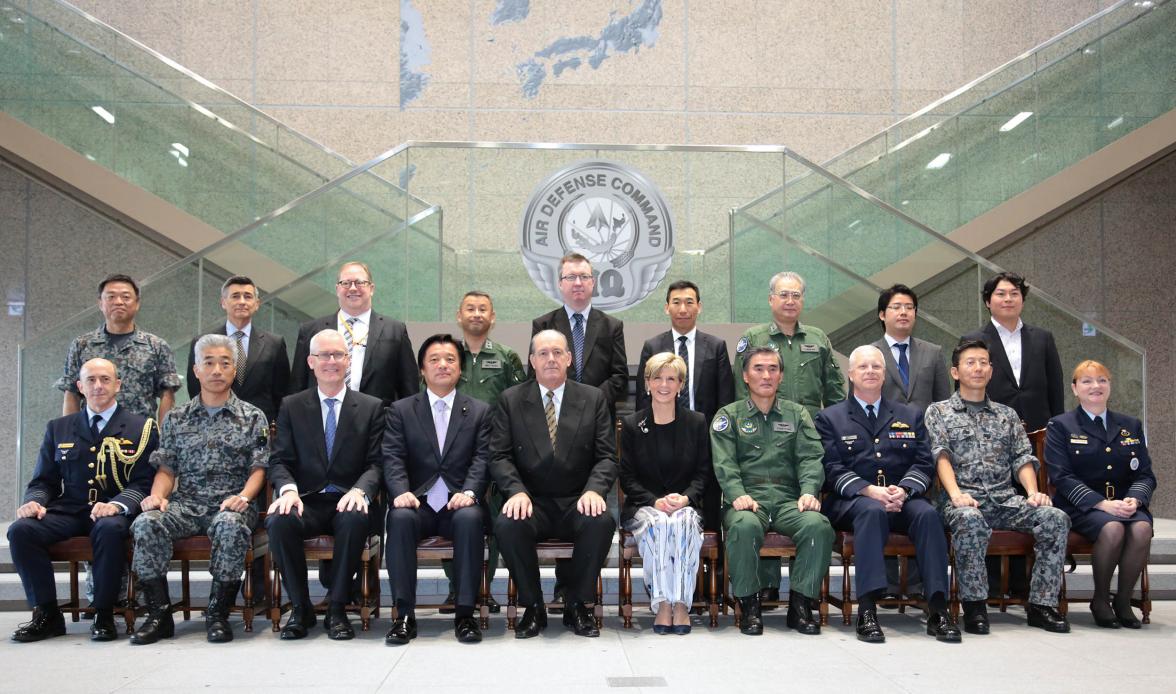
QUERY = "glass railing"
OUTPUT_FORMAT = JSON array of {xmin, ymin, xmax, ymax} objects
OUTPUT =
[{"xmin": 735, "ymin": 0, "xmax": 1176, "ymax": 269}]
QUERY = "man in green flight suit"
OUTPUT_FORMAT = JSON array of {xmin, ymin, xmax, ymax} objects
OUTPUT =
[
  {"xmin": 439, "ymin": 290, "xmax": 525, "ymax": 614},
  {"xmin": 732, "ymin": 271, "xmax": 845, "ymax": 602},
  {"xmin": 712, "ymin": 346, "xmax": 833, "ymax": 635}
]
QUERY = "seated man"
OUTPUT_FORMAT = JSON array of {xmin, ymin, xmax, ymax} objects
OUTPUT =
[
  {"xmin": 816, "ymin": 345, "xmax": 959, "ymax": 643},
  {"xmin": 267, "ymin": 329, "xmax": 384, "ymax": 641},
  {"xmin": 9, "ymin": 358, "xmax": 157, "ymax": 642},
  {"xmin": 492, "ymin": 330, "xmax": 617, "ymax": 639},
  {"xmin": 129, "ymin": 334, "xmax": 269, "ymax": 644},
  {"xmin": 925, "ymin": 338, "xmax": 1071, "ymax": 634},
  {"xmin": 711, "ymin": 346, "xmax": 833, "ymax": 636},
  {"xmin": 384, "ymin": 334, "xmax": 491, "ymax": 645}
]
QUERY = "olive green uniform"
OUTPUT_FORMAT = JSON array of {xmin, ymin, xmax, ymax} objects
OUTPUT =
[{"xmin": 711, "ymin": 398, "xmax": 833, "ymax": 600}]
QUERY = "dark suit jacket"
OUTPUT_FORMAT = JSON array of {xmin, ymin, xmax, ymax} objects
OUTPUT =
[
  {"xmin": 269, "ymin": 388, "xmax": 385, "ymax": 500},
  {"xmin": 635, "ymin": 330, "xmax": 735, "ymax": 421},
  {"xmin": 187, "ymin": 324, "xmax": 290, "ymax": 423},
  {"xmin": 382, "ymin": 391, "xmax": 492, "ymax": 500},
  {"xmin": 815, "ymin": 398, "xmax": 935, "ymax": 501},
  {"xmin": 530, "ymin": 306, "xmax": 627, "ymax": 413},
  {"xmin": 618, "ymin": 407, "xmax": 712, "ymax": 523},
  {"xmin": 1044, "ymin": 408, "xmax": 1155, "ymax": 515},
  {"xmin": 964, "ymin": 321, "xmax": 1063, "ymax": 431},
  {"xmin": 853, "ymin": 336, "xmax": 951, "ymax": 414},
  {"xmin": 490, "ymin": 380, "xmax": 618, "ymax": 501},
  {"xmin": 289, "ymin": 311, "xmax": 419, "ymax": 407},
  {"xmin": 25, "ymin": 405, "xmax": 158, "ymax": 516}
]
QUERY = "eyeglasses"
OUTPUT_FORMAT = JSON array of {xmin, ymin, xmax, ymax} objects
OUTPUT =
[
  {"xmin": 310, "ymin": 351, "xmax": 348, "ymax": 361},
  {"xmin": 560, "ymin": 273, "xmax": 594, "ymax": 284},
  {"xmin": 336, "ymin": 279, "xmax": 372, "ymax": 289},
  {"xmin": 772, "ymin": 290, "xmax": 803, "ymax": 301},
  {"xmin": 886, "ymin": 303, "xmax": 916, "ymax": 312}
]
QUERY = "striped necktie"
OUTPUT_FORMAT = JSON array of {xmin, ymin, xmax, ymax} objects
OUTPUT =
[
  {"xmin": 571, "ymin": 313, "xmax": 585, "ymax": 382},
  {"xmin": 342, "ymin": 316, "xmax": 357, "ymax": 389},
  {"xmin": 232, "ymin": 330, "xmax": 246, "ymax": 386},
  {"xmin": 545, "ymin": 390, "xmax": 558, "ymax": 448}
]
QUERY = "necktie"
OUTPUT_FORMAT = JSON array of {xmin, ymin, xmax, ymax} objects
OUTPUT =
[
  {"xmin": 426, "ymin": 400, "xmax": 451, "ymax": 512},
  {"xmin": 571, "ymin": 313, "xmax": 585, "ymax": 382},
  {"xmin": 677, "ymin": 335, "xmax": 691, "ymax": 410},
  {"xmin": 343, "ymin": 316, "xmax": 358, "ymax": 389},
  {"xmin": 866, "ymin": 403, "xmax": 877, "ymax": 430},
  {"xmin": 1094, "ymin": 414, "xmax": 1106, "ymax": 435},
  {"xmin": 324, "ymin": 398, "xmax": 337, "ymax": 460},
  {"xmin": 232, "ymin": 330, "xmax": 246, "ymax": 386},
  {"xmin": 545, "ymin": 390, "xmax": 558, "ymax": 448},
  {"xmin": 90, "ymin": 413, "xmax": 103, "ymax": 441},
  {"xmin": 895, "ymin": 343, "xmax": 910, "ymax": 391}
]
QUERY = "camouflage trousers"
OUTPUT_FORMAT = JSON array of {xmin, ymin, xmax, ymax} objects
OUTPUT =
[
  {"xmin": 941, "ymin": 499, "xmax": 1070, "ymax": 606},
  {"xmin": 131, "ymin": 500, "xmax": 258, "ymax": 582}
]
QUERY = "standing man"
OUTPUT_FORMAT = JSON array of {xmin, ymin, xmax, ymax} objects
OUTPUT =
[
  {"xmin": 267, "ymin": 329, "xmax": 384, "ymax": 641},
  {"xmin": 187, "ymin": 275, "xmax": 290, "ymax": 424},
  {"xmin": 58, "ymin": 274, "xmax": 181, "ymax": 421},
  {"xmin": 868, "ymin": 284, "xmax": 951, "ymax": 412},
  {"xmin": 9, "ymin": 358, "xmax": 157, "ymax": 642},
  {"xmin": 290, "ymin": 261, "xmax": 418, "ymax": 407},
  {"xmin": 129, "ymin": 334, "xmax": 270, "ymax": 645},
  {"xmin": 384, "ymin": 334, "xmax": 492, "ymax": 645},
  {"xmin": 732, "ymin": 271, "xmax": 845, "ymax": 602},
  {"xmin": 492, "ymin": 330, "xmax": 617, "ymax": 639},
  {"xmin": 711, "ymin": 346, "xmax": 833, "ymax": 636},
  {"xmin": 816, "ymin": 346, "xmax": 959, "ymax": 643},
  {"xmin": 963, "ymin": 272, "xmax": 1063, "ymax": 431},
  {"xmin": 925, "ymin": 338, "xmax": 1071, "ymax": 634}
]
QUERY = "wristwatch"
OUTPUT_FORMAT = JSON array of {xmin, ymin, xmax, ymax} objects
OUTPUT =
[{"xmin": 462, "ymin": 490, "xmax": 477, "ymax": 502}]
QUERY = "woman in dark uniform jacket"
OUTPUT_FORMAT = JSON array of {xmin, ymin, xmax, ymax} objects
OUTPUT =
[
  {"xmin": 1044, "ymin": 360, "xmax": 1155, "ymax": 629},
  {"xmin": 620, "ymin": 352, "xmax": 712, "ymax": 634}
]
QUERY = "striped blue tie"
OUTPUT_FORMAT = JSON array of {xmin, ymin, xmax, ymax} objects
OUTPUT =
[
  {"xmin": 324, "ymin": 398, "xmax": 337, "ymax": 460},
  {"xmin": 572, "ymin": 313, "xmax": 585, "ymax": 382}
]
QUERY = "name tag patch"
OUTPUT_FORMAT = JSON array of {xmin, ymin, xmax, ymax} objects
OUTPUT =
[
  {"xmin": 57, "ymin": 443, "xmax": 75, "ymax": 449},
  {"xmin": 481, "ymin": 359, "xmax": 501, "ymax": 369},
  {"xmin": 800, "ymin": 343, "xmax": 819, "ymax": 353},
  {"xmin": 1070, "ymin": 437, "xmax": 1088, "ymax": 445},
  {"xmin": 773, "ymin": 421, "xmax": 795, "ymax": 433},
  {"xmin": 840, "ymin": 434, "xmax": 858, "ymax": 442}
]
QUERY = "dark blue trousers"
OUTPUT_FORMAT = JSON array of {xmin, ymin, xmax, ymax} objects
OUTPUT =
[
  {"xmin": 7, "ymin": 510, "xmax": 130, "ymax": 609},
  {"xmin": 826, "ymin": 496, "xmax": 948, "ymax": 599}
]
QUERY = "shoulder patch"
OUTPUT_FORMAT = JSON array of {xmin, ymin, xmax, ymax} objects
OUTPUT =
[
  {"xmin": 736, "ymin": 337, "xmax": 748, "ymax": 354},
  {"xmin": 713, "ymin": 414, "xmax": 730, "ymax": 432}
]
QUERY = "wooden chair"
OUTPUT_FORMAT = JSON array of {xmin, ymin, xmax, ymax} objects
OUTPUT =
[
  {"xmin": 723, "ymin": 531, "xmax": 829, "ymax": 627},
  {"xmin": 829, "ymin": 531, "xmax": 924, "ymax": 625},
  {"xmin": 269, "ymin": 532, "xmax": 383, "ymax": 632},
  {"xmin": 410, "ymin": 536, "xmax": 491, "ymax": 629},
  {"xmin": 505, "ymin": 541, "xmax": 605, "ymax": 630},
  {"xmin": 169, "ymin": 529, "xmax": 270, "ymax": 632},
  {"xmin": 45, "ymin": 537, "xmax": 137, "ymax": 633}
]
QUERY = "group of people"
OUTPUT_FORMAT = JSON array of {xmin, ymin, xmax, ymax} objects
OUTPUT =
[{"xmin": 8, "ymin": 254, "xmax": 1156, "ymax": 648}]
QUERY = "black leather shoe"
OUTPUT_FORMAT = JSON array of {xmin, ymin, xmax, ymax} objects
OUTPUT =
[
  {"xmin": 1089, "ymin": 599, "xmax": 1120, "ymax": 629},
  {"xmin": 962, "ymin": 601, "xmax": 989, "ymax": 635},
  {"xmin": 90, "ymin": 609, "xmax": 118, "ymax": 642},
  {"xmin": 12, "ymin": 607, "xmax": 65, "ymax": 642},
  {"xmin": 385, "ymin": 615, "xmax": 417, "ymax": 645},
  {"xmin": 785, "ymin": 591, "xmax": 820, "ymax": 635},
  {"xmin": 515, "ymin": 603, "xmax": 547, "ymax": 639},
  {"xmin": 1027, "ymin": 603, "xmax": 1071, "ymax": 633},
  {"xmin": 280, "ymin": 605, "xmax": 317, "ymax": 640},
  {"xmin": 455, "ymin": 615, "xmax": 482, "ymax": 643},
  {"xmin": 927, "ymin": 611, "xmax": 962, "ymax": 642},
  {"xmin": 485, "ymin": 596, "xmax": 501, "ymax": 614},
  {"xmin": 759, "ymin": 586, "xmax": 780, "ymax": 611},
  {"xmin": 1113, "ymin": 600, "xmax": 1142, "ymax": 629},
  {"xmin": 856, "ymin": 607, "xmax": 885, "ymax": 643},
  {"xmin": 325, "ymin": 610, "xmax": 355, "ymax": 640},
  {"xmin": 563, "ymin": 602, "xmax": 599, "ymax": 637},
  {"xmin": 131, "ymin": 577, "xmax": 175, "ymax": 645},
  {"xmin": 738, "ymin": 594, "xmax": 763, "ymax": 635},
  {"xmin": 439, "ymin": 590, "xmax": 456, "ymax": 614},
  {"xmin": 204, "ymin": 579, "xmax": 240, "ymax": 643}
]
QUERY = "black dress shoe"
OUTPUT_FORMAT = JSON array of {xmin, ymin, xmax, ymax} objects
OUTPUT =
[
  {"xmin": 739, "ymin": 594, "xmax": 763, "ymax": 636},
  {"xmin": 1027, "ymin": 603, "xmax": 1071, "ymax": 633},
  {"xmin": 856, "ymin": 608, "xmax": 885, "ymax": 643},
  {"xmin": 12, "ymin": 607, "xmax": 66, "ymax": 642},
  {"xmin": 962, "ymin": 601, "xmax": 989, "ymax": 635},
  {"xmin": 563, "ymin": 602, "xmax": 599, "ymax": 637},
  {"xmin": 281, "ymin": 605, "xmax": 318, "ymax": 640},
  {"xmin": 927, "ymin": 611, "xmax": 962, "ymax": 642},
  {"xmin": 455, "ymin": 616, "xmax": 483, "ymax": 643},
  {"xmin": 515, "ymin": 604, "xmax": 547, "ymax": 639},
  {"xmin": 385, "ymin": 615, "xmax": 417, "ymax": 645},
  {"xmin": 1090, "ymin": 599, "xmax": 1120, "ymax": 629},
  {"xmin": 1113, "ymin": 600, "xmax": 1142, "ymax": 629},
  {"xmin": 759, "ymin": 587, "xmax": 780, "ymax": 611},
  {"xmin": 785, "ymin": 591, "xmax": 820, "ymax": 635},
  {"xmin": 485, "ymin": 596, "xmax": 501, "ymax": 614},
  {"xmin": 325, "ymin": 611, "xmax": 355, "ymax": 640},
  {"xmin": 90, "ymin": 609, "xmax": 118, "ymax": 642},
  {"xmin": 439, "ymin": 590, "xmax": 456, "ymax": 615}
]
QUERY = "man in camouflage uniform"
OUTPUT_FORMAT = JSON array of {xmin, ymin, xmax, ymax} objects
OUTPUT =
[
  {"xmin": 712, "ymin": 346, "xmax": 833, "ymax": 636},
  {"xmin": 57, "ymin": 274, "xmax": 181, "ymax": 421},
  {"xmin": 926, "ymin": 338, "xmax": 1071, "ymax": 635},
  {"xmin": 438, "ymin": 291, "xmax": 525, "ymax": 614},
  {"xmin": 129, "ymin": 334, "xmax": 269, "ymax": 644},
  {"xmin": 732, "ymin": 271, "xmax": 845, "ymax": 602}
]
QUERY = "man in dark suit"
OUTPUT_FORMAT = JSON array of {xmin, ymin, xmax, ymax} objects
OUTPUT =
[
  {"xmin": 636, "ymin": 279, "xmax": 734, "ymax": 531},
  {"xmin": 290, "ymin": 261, "xmax": 418, "ymax": 407},
  {"xmin": 383, "ymin": 334, "xmax": 491, "ymax": 645},
  {"xmin": 816, "ymin": 345, "xmax": 959, "ymax": 644},
  {"xmin": 9, "ymin": 358, "xmax": 157, "ymax": 642},
  {"xmin": 492, "ymin": 330, "xmax": 618, "ymax": 638},
  {"xmin": 186, "ymin": 275, "xmax": 290, "ymax": 423},
  {"xmin": 963, "ymin": 272, "xmax": 1063, "ymax": 431},
  {"xmin": 865, "ymin": 284, "xmax": 951, "ymax": 413},
  {"xmin": 530, "ymin": 252, "xmax": 627, "ymax": 415},
  {"xmin": 266, "ymin": 329, "xmax": 385, "ymax": 641}
]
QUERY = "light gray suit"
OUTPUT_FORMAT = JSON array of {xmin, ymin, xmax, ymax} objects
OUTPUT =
[{"xmin": 865, "ymin": 336, "xmax": 952, "ymax": 414}]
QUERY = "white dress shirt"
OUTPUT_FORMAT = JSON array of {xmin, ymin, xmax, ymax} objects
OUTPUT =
[
  {"xmin": 991, "ymin": 317, "xmax": 1024, "ymax": 386},
  {"xmin": 226, "ymin": 320, "xmax": 252, "ymax": 357},
  {"xmin": 538, "ymin": 381, "xmax": 567, "ymax": 422}
]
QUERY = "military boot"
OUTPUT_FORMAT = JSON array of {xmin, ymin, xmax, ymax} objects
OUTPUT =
[
  {"xmin": 738, "ymin": 593, "xmax": 763, "ymax": 635},
  {"xmin": 130, "ymin": 577, "xmax": 174, "ymax": 645},
  {"xmin": 205, "ymin": 579, "xmax": 240, "ymax": 643},
  {"xmin": 785, "ymin": 591, "xmax": 820, "ymax": 635}
]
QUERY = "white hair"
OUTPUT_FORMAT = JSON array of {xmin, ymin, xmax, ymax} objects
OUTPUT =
[
  {"xmin": 848, "ymin": 344, "xmax": 885, "ymax": 369},
  {"xmin": 194, "ymin": 333, "xmax": 239, "ymax": 364}
]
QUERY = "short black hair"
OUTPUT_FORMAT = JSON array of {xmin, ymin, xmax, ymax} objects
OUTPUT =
[
  {"xmin": 416, "ymin": 333, "xmax": 465, "ymax": 370},
  {"xmin": 460, "ymin": 290, "xmax": 492, "ymax": 305},
  {"xmin": 877, "ymin": 284, "xmax": 918, "ymax": 314},
  {"xmin": 98, "ymin": 274, "xmax": 140, "ymax": 298},
  {"xmin": 664, "ymin": 279, "xmax": 701, "ymax": 303},
  {"xmin": 981, "ymin": 271, "xmax": 1029, "ymax": 305},
  {"xmin": 951, "ymin": 338, "xmax": 989, "ymax": 368},
  {"xmin": 741, "ymin": 345, "xmax": 782, "ymax": 372}
]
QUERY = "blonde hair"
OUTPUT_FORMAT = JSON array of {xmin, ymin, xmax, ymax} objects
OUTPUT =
[
  {"xmin": 643, "ymin": 352, "xmax": 686, "ymax": 382},
  {"xmin": 1071, "ymin": 359, "xmax": 1111, "ymax": 382}
]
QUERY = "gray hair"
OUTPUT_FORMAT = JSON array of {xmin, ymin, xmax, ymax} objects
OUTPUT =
[
  {"xmin": 530, "ymin": 329, "xmax": 569, "ymax": 353},
  {"xmin": 848, "ymin": 344, "xmax": 885, "ymax": 369},
  {"xmin": 769, "ymin": 271, "xmax": 806, "ymax": 295},
  {"xmin": 194, "ymin": 333, "xmax": 240, "ymax": 364},
  {"xmin": 309, "ymin": 328, "xmax": 346, "ymax": 353}
]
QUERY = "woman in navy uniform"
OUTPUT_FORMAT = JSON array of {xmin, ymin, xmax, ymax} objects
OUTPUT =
[{"xmin": 1044, "ymin": 360, "xmax": 1155, "ymax": 629}]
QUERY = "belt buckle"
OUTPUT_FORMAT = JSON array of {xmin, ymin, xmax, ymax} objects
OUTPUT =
[
  {"xmin": 876, "ymin": 471, "xmax": 886, "ymax": 487},
  {"xmin": 88, "ymin": 488, "xmax": 98, "ymax": 504},
  {"xmin": 1105, "ymin": 483, "xmax": 1115, "ymax": 501}
]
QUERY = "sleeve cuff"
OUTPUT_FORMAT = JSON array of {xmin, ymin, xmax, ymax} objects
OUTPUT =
[
  {"xmin": 836, "ymin": 473, "xmax": 866, "ymax": 497},
  {"xmin": 898, "ymin": 470, "xmax": 930, "ymax": 495},
  {"xmin": 278, "ymin": 484, "xmax": 299, "ymax": 497}
]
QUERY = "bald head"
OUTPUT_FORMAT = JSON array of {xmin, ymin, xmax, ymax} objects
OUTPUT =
[{"xmin": 77, "ymin": 358, "xmax": 121, "ymax": 412}]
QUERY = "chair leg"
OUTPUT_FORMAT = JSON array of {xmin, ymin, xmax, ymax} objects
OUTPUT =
[
  {"xmin": 271, "ymin": 564, "xmax": 283, "ymax": 632},
  {"xmin": 898, "ymin": 556, "xmax": 908, "ymax": 615},
  {"xmin": 1141, "ymin": 562, "xmax": 1151, "ymax": 624},
  {"xmin": 66, "ymin": 560, "xmax": 80, "ymax": 623},
  {"xmin": 1058, "ymin": 567, "xmax": 1069, "ymax": 616},
  {"xmin": 841, "ymin": 550, "xmax": 852, "ymax": 626},
  {"xmin": 359, "ymin": 556, "xmax": 371, "ymax": 631},
  {"xmin": 708, "ymin": 557, "xmax": 719, "ymax": 628},
  {"xmin": 620, "ymin": 555, "xmax": 632, "ymax": 629},
  {"xmin": 243, "ymin": 551, "xmax": 254, "ymax": 633},
  {"xmin": 820, "ymin": 570, "xmax": 829, "ymax": 627},
  {"xmin": 595, "ymin": 574, "xmax": 603, "ymax": 628},
  {"xmin": 124, "ymin": 568, "xmax": 137, "ymax": 634},
  {"xmin": 998, "ymin": 556, "xmax": 1010, "ymax": 612},
  {"xmin": 479, "ymin": 558, "xmax": 490, "ymax": 631},
  {"xmin": 506, "ymin": 574, "xmax": 517, "ymax": 630},
  {"xmin": 181, "ymin": 559, "xmax": 191, "ymax": 621}
]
